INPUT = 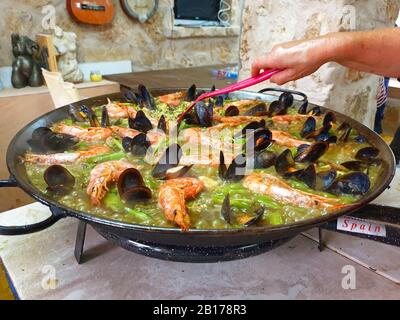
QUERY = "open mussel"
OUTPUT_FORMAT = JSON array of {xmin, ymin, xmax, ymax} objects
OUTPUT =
[
  {"xmin": 129, "ymin": 110, "xmax": 153, "ymax": 133},
  {"xmin": 157, "ymin": 115, "xmax": 167, "ymax": 133},
  {"xmin": 215, "ymin": 95, "xmax": 225, "ymax": 107},
  {"xmin": 298, "ymin": 100, "xmax": 309, "ymax": 115},
  {"xmin": 219, "ymin": 152, "xmax": 247, "ymax": 182},
  {"xmin": 337, "ymin": 122, "xmax": 352, "ymax": 142},
  {"xmin": 254, "ymin": 150, "xmax": 277, "ymax": 169},
  {"xmin": 244, "ymin": 128, "xmax": 273, "ymax": 154},
  {"xmin": 268, "ymin": 100, "xmax": 287, "ymax": 116},
  {"xmin": 138, "ymin": 84, "xmax": 156, "ymax": 110},
  {"xmin": 194, "ymin": 101, "xmax": 213, "ymax": 127},
  {"xmin": 117, "ymin": 168, "xmax": 152, "ymax": 203},
  {"xmin": 80, "ymin": 105, "xmax": 100, "ymax": 127},
  {"xmin": 275, "ymin": 149, "xmax": 296, "ymax": 176},
  {"xmin": 221, "ymin": 194, "xmax": 264, "ymax": 227},
  {"xmin": 323, "ymin": 112, "xmax": 336, "ymax": 127},
  {"xmin": 279, "ymin": 92, "xmax": 294, "ymax": 109},
  {"xmin": 122, "ymin": 133, "xmax": 151, "ymax": 156},
  {"xmin": 28, "ymin": 127, "xmax": 77, "ymax": 154},
  {"xmin": 328, "ymin": 172, "xmax": 370, "ymax": 196},
  {"xmin": 186, "ymin": 84, "xmax": 197, "ymax": 102},
  {"xmin": 294, "ymin": 141, "xmax": 329, "ymax": 163},
  {"xmin": 341, "ymin": 161, "xmax": 368, "ymax": 172},
  {"xmin": 101, "ymin": 106, "xmax": 110, "ymax": 128},
  {"xmin": 309, "ymin": 106, "xmax": 322, "ymax": 116},
  {"xmin": 121, "ymin": 88, "xmax": 138, "ymax": 104},
  {"xmin": 44, "ymin": 165, "xmax": 75, "ymax": 194},
  {"xmin": 355, "ymin": 147, "xmax": 380, "ymax": 165},
  {"xmin": 243, "ymin": 103, "xmax": 268, "ymax": 116},
  {"xmin": 300, "ymin": 117, "xmax": 316, "ymax": 138},
  {"xmin": 236, "ymin": 120, "xmax": 266, "ymax": 138},
  {"xmin": 152, "ymin": 143, "xmax": 183, "ymax": 179},
  {"xmin": 224, "ymin": 105, "xmax": 239, "ymax": 117},
  {"xmin": 295, "ymin": 164, "xmax": 337, "ymax": 191}
]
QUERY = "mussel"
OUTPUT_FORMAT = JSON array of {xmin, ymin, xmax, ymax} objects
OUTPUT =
[
  {"xmin": 221, "ymin": 194, "xmax": 232, "ymax": 224},
  {"xmin": 268, "ymin": 100, "xmax": 287, "ymax": 116},
  {"xmin": 242, "ymin": 207, "xmax": 265, "ymax": 227},
  {"xmin": 237, "ymin": 120, "xmax": 266, "ymax": 138},
  {"xmin": 194, "ymin": 101, "xmax": 213, "ymax": 127},
  {"xmin": 117, "ymin": 168, "xmax": 152, "ymax": 203},
  {"xmin": 279, "ymin": 92, "xmax": 294, "ymax": 109},
  {"xmin": 300, "ymin": 117, "xmax": 316, "ymax": 138},
  {"xmin": 186, "ymin": 84, "xmax": 197, "ymax": 102},
  {"xmin": 157, "ymin": 115, "xmax": 167, "ymax": 133},
  {"xmin": 323, "ymin": 112, "xmax": 336, "ymax": 127},
  {"xmin": 224, "ymin": 105, "xmax": 239, "ymax": 117},
  {"xmin": 309, "ymin": 106, "xmax": 322, "ymax": 116},
  {"xmin": 329, "ymin": 172, "xmax": 370, "ymax": 196},
  {"xmin": 244, "ymin": 103, "xmax": 268, "ymax": 116},
  {"xmin": 219, "ymin": 152, "xmax": 247, "ymax": 182},
  {"xmin": 294, "ymin": 141, "xmax": 329, "ymax": 163},
  {"xmin": 138, "ymin": 84, "xmax": 156, "ymax": 110},
  {"xmin": 275, "ymin": 149, "xmax": 296, "ymax": 176},
  {"xmin": 341, "ymin": 161, "xmax": 368, "ymax": 172},
  {"xmin": 28, "ymin": 127, "xmax": 77, "ymax": 154},
  {"xmin": 121, "ymin": 88, "xmax": 138, "ymax": 104},
  {"xmin": 152, "ymin": 143, "xmax": 183, "ymax": 179},
  {"xmin": 221, "ymin": 194, "xmax": 264, "ymax": 227},
  {"xmin": 101, "ymin": 106, "xmax": 110, "ymax": 128},
  {"xmin": 44, "ymin": 165, "xmax": 75, "ymax": 194},
  {"xmin": 389, "ymin": 127, "xmax": 400, "ymax": 164},
  {"xmin": 80, "ymin": 105, "xmax": 100, "ymax": 127},
  {"xmin": 254, "ymin": 150, "xmax": 277, "ymax": 169},
  {"xmin": 315, "ymin": 133, "xmax": 338, "ymax": 144},
  {"xmin": 129, "ymin": 110, "xmax": 153, "ymax": 133},
  {"xmin": 215, "ymin": 95, "xmax": 225, "ymax": 107},
  {"xmin": 244, "ymin": 128, "xmax": 273, "ymax": 154},
  {"xmin": 122, "ymin": 133, "xmax": 151, "ymax": 156},
  {"xmin": 295, "ymin": 164, "xmax": 336, "ymax": 191},
  {"xmin": 298, "ymin": 100, "xmax": 309, "ymax": 115},
  {"xmin": 337, "ymin": 122, "xmax": 352, "ymax": 142},
  {"xmin": 355, "ymin": 147, "xmax": 380, "ymax": 164}
]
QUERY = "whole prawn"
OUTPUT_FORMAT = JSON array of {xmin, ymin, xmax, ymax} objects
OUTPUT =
[{"xmin": 158, "ymin": 177, "xmax": 204, "ymax": 230}]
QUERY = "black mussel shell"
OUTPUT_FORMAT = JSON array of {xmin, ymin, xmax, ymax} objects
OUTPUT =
[
  {"xmin": 31, "ymin": 127, "xmax": 52, "ymax": 141},
  {"xmin": 238, "ymin": 120, "xmax": 266, "ymax": 138},
  {"xmin": 224, "ymin": 105, "xmax": 239, "ymax": 117},
  {"xmin": 254, "ymin": 150, "xmax": 277, "ymax": 169},
  {"xmin": 101, "ymin": 106, "xmax": 110, "ymax": 128},
  {"xmin": 337, "ymin": 122, "xmax": 352, "ymax": 142},
  {"xmin": 138, "ymin": 84, "xmax": 156, "ymax": 110},
  {"xmin": 121, "ymin": 88, "xmax": 138, "ymax": 104},
  {"xmin": 294, "ymin": 164, "xmax": 316, "ymax": 189},
  {"xmin": 329, "ymin": 172, "xmax": 370, "ymax": 195},
  {"xmin": 300, "ymin": 117, "xmax": 316, "ymax": 138},
  {"xmin": 219, "ymin": 151, "xmax": 227, "ymax": 180},
  {"xmin": 129, "ymin": 110, "xmax": 153, "ymax": 133},
  {"xmin": 44, "ymin": 165, "xmax": 75, "ymax": 194},
  {"xmin": 29, "ymin": 127, "xmax": 77, "ymax": 154},
  {"xmin": 275, "ymin": 149, "xmax": 296, "ymax": 176},
  {"xmin": 244, "ymin": 103, "xmax": 268, "ymax": 116},
  {"xmin": 315, "ymin": 133, "xmax": 337, "ymax": 144},
  {"xmin": 244, "ymin": 128, "xmax": 272, "ymax": 153},
  {"xmin": 194, "ymin": 101, "xmax": 213, "ymax": 127},
  {"xmin": 305, "ymin": 123, "xmax": 332, "ymax": 139},
  {"xmin": 268, "ymin": 100, "xmax": 287, "ymax": 116},
  {"xmin": 117, "ymin": 168, "xmax": 145, "ymax": 195},
  {"xmin": 121, "ymin": 186, "xmax": 152, "ymax": 203},
  {"xmin": 243, "ymin": 207, "xmax": 265, "ymax": 227},
  {"xmin": 221, "ymin": 194, "xmax": 232, "ymax": 224},
  {"xmin": 215, "ymin": 95, "xmax": 224, "ymax": 107},
  {"xmin": 323, "ymin": 112, "xmax": 336, "ymax": 127},
  {"xmin": 80, "ymin": 105, "xmax": 100, "ymax": 127},
  {"xmin": 297, "ymin": 144, "xmax": 310, "ymax": 155},
  {"xmin": 298, "ymin": 100, "xmax": 308, "ymax": 114},
  {"xmin": 152, "ymin": 144, "xmax": 182, "ymax": 179},
  {"xmin": 122, "ymin": 137, "xmax": 133, "ymax": 152},
  {"xmin": 389, "ymin": 127, "xmax": 400, "ymax": 164},
  {"xmin": 355, "ymin": 147, "xmax": 380, "ymax": 163},
  {"xmin": 279, "ymin": 92, "xmax": 294, "ymax": 109},
  {"xmin": 183, "ymin": 112, "xmax": 199, "ymax": 125},
  {"xmin": 341, "ymin": 161, "xmax": 369, "ymax": 171},
  {"xmin": 315, "ymin": 169, "xmax": 337, "ymax": 191},
  {"xmin": 223, "ymin": 154, "xmax": 247, "ymax": 182},
  {"xmin": 309, "ymin": 106, "xmax": 322, "ymax": 116},
  {"xmin": 355, "ymin": 135, "xmax": 367, "ymax": 144},
  {"xmin": 211, "ymin": 85, "xmax": 216, "ymax": 92},
  {"xmin": 131, "ymin": 133, "xmax": 151, "ymax": 156},
  {"xmin": 165, "ymin": 165, "xmax": 193, "ymax": 180},
  {"xmin": 186, "ymin": 84, "xmax": 197, "ymax": 101},
  {"xmin": 294, "ymin": 141, "xmax": 329, "ymax": 163},
  {"xmin": 68, "ymin": 104, "xmax": 86, "ymax": 122},
  {"xmin": 157, "ymin": 115, "xmax": 167, "ymax": 133}
]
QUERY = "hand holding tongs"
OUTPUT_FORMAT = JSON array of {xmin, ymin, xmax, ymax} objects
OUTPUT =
[{"xmin": 177, "ymin": 68, "xmax": 281, "ymax": 123}]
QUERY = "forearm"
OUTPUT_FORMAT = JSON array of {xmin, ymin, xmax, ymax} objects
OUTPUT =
[{"xmin": 321, "ymin": 29, "xmax": 400, "ymax": 77}]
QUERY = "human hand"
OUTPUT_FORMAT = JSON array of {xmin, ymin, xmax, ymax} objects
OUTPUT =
[{"xmin": 251, "ymin": 37, "xmax": 329, "ymax": 85}]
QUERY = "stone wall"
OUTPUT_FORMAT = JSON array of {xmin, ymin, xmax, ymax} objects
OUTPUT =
[
  {"xmin": 0, "ymin": 0, "xmax": 241, "ymax": 71},
  {"xmin": 239, "ymin": 0, "xmax": 400, "ymax": 128}
]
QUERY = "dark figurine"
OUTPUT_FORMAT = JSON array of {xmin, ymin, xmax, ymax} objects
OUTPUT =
[{"xmin": 11, "ymin": 33, "xmax": 45, "ymax": 89}]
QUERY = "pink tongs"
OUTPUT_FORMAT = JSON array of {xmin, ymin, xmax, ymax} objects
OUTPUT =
[{"xmin": 177, "ymin": 68, "xmax": 281, "ymax": 122}]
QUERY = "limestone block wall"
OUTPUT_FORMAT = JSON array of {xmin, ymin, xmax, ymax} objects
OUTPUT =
[
  {"xmin": 239, "ymin": 0, "xmax": 400, "ymax": 128},
  {"xmin": 0, "ymin": 0, "xmax": 242, "ymax": 71}
]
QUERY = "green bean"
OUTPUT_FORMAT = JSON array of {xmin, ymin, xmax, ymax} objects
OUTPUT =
[
  {"xmin": 111, "ymin": 138, "xmax": 124, "ymax": 152},
  {"xmin": 254, "ymin": 195, "xmax": 280, "ymax": 209},
  {"xmin": 86, "ymin": 152, "xmax": 126, "ymax": 164},
  {"xmin": 124, "ymin": 207, "xmax": 151, "ymax": 222},
  {"xmin": 266, "ymin": 212, "xmax": 283, "ymax": 225}
]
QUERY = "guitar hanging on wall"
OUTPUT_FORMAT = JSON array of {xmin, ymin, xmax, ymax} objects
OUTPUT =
[{"xmin": 66, "ymin": 0, "xmax": 115, "ymax": 25}]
